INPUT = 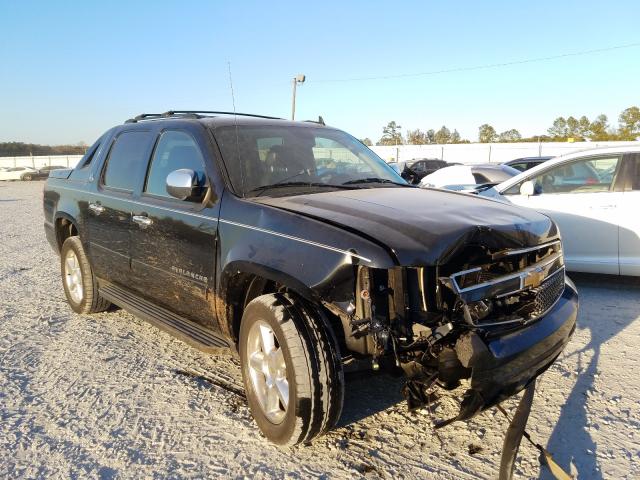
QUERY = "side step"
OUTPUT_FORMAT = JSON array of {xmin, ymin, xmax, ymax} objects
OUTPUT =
[{"xmin": 99, "ymin": 281, "xmax": 232, "ymax": 354}]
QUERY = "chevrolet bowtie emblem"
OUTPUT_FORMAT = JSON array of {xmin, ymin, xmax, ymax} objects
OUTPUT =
[{"xmin": 522, "ymin": 266, "xmax": 546, "ymax": 289}]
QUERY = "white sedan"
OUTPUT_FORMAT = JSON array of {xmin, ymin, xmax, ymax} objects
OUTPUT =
[
  {"xmin": 483, "ymin": 145, "xmax": 640, "ymax": 276},
  {"xmin": 419, "ymin": 164, "xmax": 519, "ymax": 190},
  {"xmin": 0, "ymin": 166, "xmax": 40, "ymax": 181}
]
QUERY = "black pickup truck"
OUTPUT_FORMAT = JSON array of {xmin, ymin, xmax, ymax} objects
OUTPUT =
[{"xmin": 44, "ymin": 111, "xmax": 578, "ymax": 446}]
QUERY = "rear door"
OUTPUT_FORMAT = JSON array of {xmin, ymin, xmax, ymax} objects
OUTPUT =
[
  {"xmin": 617, "ymin": 153, "xmax": 640, "ymax": 275},
  {"xmin": 87, "ymin": 130, "xmax": 154, "ymax": 284},
  {"xmin": 129, "ymin": 128, "xmax": 221, "ymax": 329},
  {"xmin": 505, "ymin": 155, "xmax": 623, "ymax": 274}
]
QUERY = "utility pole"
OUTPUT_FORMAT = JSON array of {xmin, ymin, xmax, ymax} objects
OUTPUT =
[{"xmin": 291, "ymin": 74, "xmax": 306, "ymax": 120}]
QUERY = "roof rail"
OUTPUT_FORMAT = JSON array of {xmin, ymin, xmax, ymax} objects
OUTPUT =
[
  {"xmin": 304, "ymin": 116, "xmax": 326, "ymax": 126},
  {"xmin": 125, "ymin": 110, "xmax": 284, "ymax": 123}
]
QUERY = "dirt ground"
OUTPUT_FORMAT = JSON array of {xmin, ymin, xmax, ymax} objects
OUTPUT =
[{"xmin": 1, "ymin": 180, "xmax": 638, "ymax": 479}]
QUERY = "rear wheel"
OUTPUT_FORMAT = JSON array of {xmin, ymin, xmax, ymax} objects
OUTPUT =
[
  {"xmin": 60, "ymin": 236, "xmax": 111, "ymax": 314},
  {"xmin": 239, "ymin": 293, "xmax": 344, "ymax": 445},
  {"xmin": 22, "ymin": 174, "xmax": 32, "ymax": 181}
]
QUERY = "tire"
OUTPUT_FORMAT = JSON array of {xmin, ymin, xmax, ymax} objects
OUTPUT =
[
  {"xmin": 60, "ymin": 236, "xmax": 111, "ymax": 314},
  {"xmin": 239, "ymin": 293, "xmax": 344, "ymax": 445},
  {"xmin": 22, "ymin": 174, "xmax": 32, "ymax": 181}
]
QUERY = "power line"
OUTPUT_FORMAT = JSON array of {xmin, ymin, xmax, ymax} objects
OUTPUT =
[{"xmin": 309, "ymin": 41, "xmax": 640, "ymax": 83}]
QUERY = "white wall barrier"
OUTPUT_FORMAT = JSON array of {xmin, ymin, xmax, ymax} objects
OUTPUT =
[
  {"xmin": 0, "ymin": 155, "xmax": 84, "ymax": 169},
  {"xmin": 1, "ymin": 140, "xmax": 638, "ymax": 170},
  {"xmin": 371, "ymin": 141, "xmax": 639, "ymax": 166}
]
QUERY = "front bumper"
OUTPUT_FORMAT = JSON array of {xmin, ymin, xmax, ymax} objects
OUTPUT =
[{"xmin": 454, "ymin": 278, "xmax": 578, "ymax": 422}]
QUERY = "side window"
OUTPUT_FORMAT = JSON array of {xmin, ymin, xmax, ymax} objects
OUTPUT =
[
  {"xmin": 102, "ymin": 131, "xmax": 153, "ymax": 191},
  {"xmin": 529, "ymin": 156, "xmax": 620, "ymax": 194},
  {"xmin": 144, "ymin": 131, "xmax": 207, "ymax": 198},
  {"xmin": 412, "ymin": 162, "xmax": 425, "ymax": 172},
  {"xmin": 510, "ymin": 162, "xmax": 527, "ymax": 172}
]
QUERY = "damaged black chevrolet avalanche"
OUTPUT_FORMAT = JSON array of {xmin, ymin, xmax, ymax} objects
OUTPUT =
[{"xmin": 44, "ymin": 111, "xmax": 578, "ymax": 445}]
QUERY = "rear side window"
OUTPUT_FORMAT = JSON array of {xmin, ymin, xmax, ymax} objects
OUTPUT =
[
  {"xmin": 102, "ymin": 131, "xmax": 153, "ymax": 191},
  {"xmin": 144, "ymin": 131, "xmax": 207, "ymax": 198}
]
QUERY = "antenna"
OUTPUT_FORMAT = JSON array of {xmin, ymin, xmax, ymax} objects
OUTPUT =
[{"xmin": 227, "ymin": 61, "xmax": 245, "ymax": 195}]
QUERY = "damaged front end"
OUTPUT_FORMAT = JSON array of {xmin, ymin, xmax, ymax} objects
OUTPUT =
[{"xmin": 336, "ymin": 239, "xmax": 578, "ymax": 426}]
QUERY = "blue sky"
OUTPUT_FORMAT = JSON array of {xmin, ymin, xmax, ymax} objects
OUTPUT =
[{"xmin": 1, "ymin": 0, "xmax": 639, "ymax": 145}]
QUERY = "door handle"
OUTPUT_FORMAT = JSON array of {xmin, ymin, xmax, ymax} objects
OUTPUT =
[
  {"xmin": 132, "ymin": 215, "xmax": 153, "ymax": 227},
  {"xmin": 88, "ymin": 203, "xmax": 105, "ymax": 215}
]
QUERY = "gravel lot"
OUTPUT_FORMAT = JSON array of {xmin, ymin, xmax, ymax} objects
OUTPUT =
[{"xmin": 1, "ymin": 180, "xmax": 639, "ymax": 479}]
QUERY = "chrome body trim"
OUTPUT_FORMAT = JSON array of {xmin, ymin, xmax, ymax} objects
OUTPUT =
[
  {"xmin": 219, "ymin": 219, "xmax": 372, "ymax": 263},
  {"xmin": 500, "ymin": 240, "xmax": 562, "ymax": 257},
  {"xmin": 446, "ymin": 250, "xmax": 564, "ymax": 300}
]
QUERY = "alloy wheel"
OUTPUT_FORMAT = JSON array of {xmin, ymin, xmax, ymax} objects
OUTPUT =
[{"xmin": 246, "ymin": 319, "xmax": 289, "ymax": 423}]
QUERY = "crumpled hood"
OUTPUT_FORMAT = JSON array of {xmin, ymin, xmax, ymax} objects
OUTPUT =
[{"xmin": 255, "ymin": 187, "xmax": 558, "ymax": 266}]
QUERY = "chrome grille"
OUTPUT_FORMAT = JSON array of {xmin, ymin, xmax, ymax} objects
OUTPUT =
[
  {"xmin": 528, "ymin": 268, "xmax": 565, "ymax": 319},
  {"xmin": 443, "ymin": 240, "xmax": 564, "ymax": 303}
]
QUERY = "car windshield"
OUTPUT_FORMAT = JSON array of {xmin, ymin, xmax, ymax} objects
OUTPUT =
[{"xmin": 214, "ymin": 125, "xmax": 406, "ymax": 197}]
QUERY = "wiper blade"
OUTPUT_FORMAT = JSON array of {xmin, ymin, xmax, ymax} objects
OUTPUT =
[
  {"xmin": 342, "ymin": 177, "xmax": 411, "ymax": 187},
  {"xmin": 248, "ymin": 182, "xmax": 356, "ymax": 196}
]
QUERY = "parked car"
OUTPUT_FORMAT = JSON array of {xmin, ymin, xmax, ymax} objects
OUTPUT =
[
  {"xmin": 419, "ymin": 163, "xmax": 520, "ymax": 190},
  {"xmin": 503, "ymin": 156, "xmax": 554, "ymax": 172},
  {"xmin": 482, "ymin": 146, "xmax": 640, "ymax": 276},
  {"xmin": 0, "ymin": 166, "xmax": 40, "ymax": 181},
  {"xmin": 44, "ymin": 111, "xmax": 577, "ymax": 447},
  {"xmin": 405, "ymin": 158, "xmax": 447, "ymax": 179},
  {"xmin": 38, "ymin": 165, "xmax": 68, "ymax": 177}
]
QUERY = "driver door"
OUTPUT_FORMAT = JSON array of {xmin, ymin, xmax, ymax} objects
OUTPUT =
[{"xmin": 507, "ymin": 155, "xmax": 622, "ymax": 274}]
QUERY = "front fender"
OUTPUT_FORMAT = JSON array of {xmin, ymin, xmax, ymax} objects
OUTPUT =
[{"xmin": 215, "ymin": 193, "xmax": 395, "ymax": 339}]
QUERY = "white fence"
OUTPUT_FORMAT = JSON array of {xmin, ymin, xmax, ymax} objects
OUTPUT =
[
  {"xmin": 0, "ymin": 155, "xmax": 84, "ymax": 169},
  {"xmin": 1, "ymin": 140, "xmax": 638, "ymax": 170},
  {"xmin": 371, "ymin": 141, "xmax": 640, "ymax": 165}
]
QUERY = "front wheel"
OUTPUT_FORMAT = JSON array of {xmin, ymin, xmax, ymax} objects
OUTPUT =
[
  {"xmin": 239, "ymin": 293, "xmax": 344, "ymax": 445},
  {"xmin": 22, "ymin": 174, "xmax": 33, "ymax": 181}
]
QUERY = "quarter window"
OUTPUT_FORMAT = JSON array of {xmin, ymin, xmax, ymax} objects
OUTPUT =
[
  {"xmin": 78, "ymin": 135, "xmax": 103, "ymax": 169},
  {"xmin": 102, "ymin": 131, "xmax": 153, "ymax": 191},
  {"xmin": 144, "ymin": 131, "xmax": 207, "ymax": 198}
]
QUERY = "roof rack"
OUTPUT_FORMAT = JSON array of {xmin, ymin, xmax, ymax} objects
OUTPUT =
[{"xmin": 125, "ymin": 110, "xmax": 284, "ymax": 123}]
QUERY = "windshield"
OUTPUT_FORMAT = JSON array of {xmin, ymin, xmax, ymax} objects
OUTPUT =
[{"xmin": 213, "ymin": 125, "xmax": 406, "ymax": 197}]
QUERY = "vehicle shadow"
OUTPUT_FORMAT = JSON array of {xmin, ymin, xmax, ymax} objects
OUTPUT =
[
  {"xmin": 540, "ymin": 273, "xmax": 640, "ymax": 480},
  {"xmin": 337, "ymin": 370, "xmax": 405, "ymax": 427}
]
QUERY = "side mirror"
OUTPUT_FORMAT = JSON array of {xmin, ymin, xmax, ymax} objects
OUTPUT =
[
  {"xmin": 519, "ymin": 180, "xmax": 535, "ymax": 196},
  {"xmin": 166, "ymin": 169, "xmax": 200, "ymax": 200}
]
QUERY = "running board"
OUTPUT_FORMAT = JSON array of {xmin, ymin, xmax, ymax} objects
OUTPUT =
[{"xmin": 99, "ymin": 282, "xmax": 232, "ymax": 353}]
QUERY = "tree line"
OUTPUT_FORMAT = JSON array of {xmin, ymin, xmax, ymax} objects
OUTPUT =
[
  {"xmin": 364, "ymin": 105, "xmax": 640, "ymax": 146},
  {"xmin": 0, "ymin": 141, "xmax": 87, "ymax": 157}
]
